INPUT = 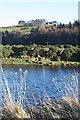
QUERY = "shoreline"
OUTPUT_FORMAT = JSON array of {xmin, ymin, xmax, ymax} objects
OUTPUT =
[{"xmin": 2, "ymin": 58, "xmax": 80, "ymax": 68}]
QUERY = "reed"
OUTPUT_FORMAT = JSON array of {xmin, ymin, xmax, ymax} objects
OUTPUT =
[{"xmin": 0, "ymin": 67, "xmax": 80, "ymax": 119}]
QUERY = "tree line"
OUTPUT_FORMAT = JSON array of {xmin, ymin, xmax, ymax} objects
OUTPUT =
[
  {"xmin": 2, "ymin": 20, "xmax": 80, "ymax": 45},
  {"xmin": 18, "ymin": 19, "xmax": 47, "ymax": 26}
]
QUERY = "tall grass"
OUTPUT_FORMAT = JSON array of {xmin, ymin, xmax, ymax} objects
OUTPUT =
[{"xmin": 0, "ymin": 67, "xmax": 80, "ymax": 120}]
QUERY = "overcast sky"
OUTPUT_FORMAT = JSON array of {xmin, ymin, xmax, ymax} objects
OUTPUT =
[{"xmin": 0, "ymin": 0, "xmax": 79, "ymax": 27}]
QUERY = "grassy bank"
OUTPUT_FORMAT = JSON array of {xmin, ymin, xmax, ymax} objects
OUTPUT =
[{"xmin": 2, "ymin": 58, "xmax": 80, "ymax": 67}]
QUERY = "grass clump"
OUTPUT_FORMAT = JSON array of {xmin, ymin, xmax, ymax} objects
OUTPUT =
[{"xmin": 1, "ymin": 97, "xmax": 80, "ymax": 120}]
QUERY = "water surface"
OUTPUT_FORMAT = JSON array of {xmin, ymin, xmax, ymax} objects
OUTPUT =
[{"xmin": 0, "ymin": 65, "xmax": 80, "ymax": 108}]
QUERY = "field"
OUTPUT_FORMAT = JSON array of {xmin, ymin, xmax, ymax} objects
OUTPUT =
[{"xmin": 1, "ymin": 26, "xmax": 37, "ymax": 35}]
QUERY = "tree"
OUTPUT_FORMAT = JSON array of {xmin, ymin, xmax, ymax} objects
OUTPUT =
[
  {"xmin": 73, "ymin": 20, "xmax": 80, "ymax": 27},
  {"xmin": 68, "ymin": 22, "xmax": 72, "ymax": 28},
  {"xmin": 18, "ymin": 20, "xmax": 26, "ymax": 26}
]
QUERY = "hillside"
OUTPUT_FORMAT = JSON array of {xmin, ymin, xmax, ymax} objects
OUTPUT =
[{"xmin": 1, "ymin": 20, "xmax": 80, "ymax": 45}]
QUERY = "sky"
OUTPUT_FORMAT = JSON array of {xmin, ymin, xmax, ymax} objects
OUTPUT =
[{"xmin": 0, "ymin": 0, "xmax": 79, "ymax": 27}]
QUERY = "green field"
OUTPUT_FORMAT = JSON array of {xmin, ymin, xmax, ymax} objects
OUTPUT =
[{"xmin": 1, "ymin": 26, "xmax": 37, "ymax": 35}]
